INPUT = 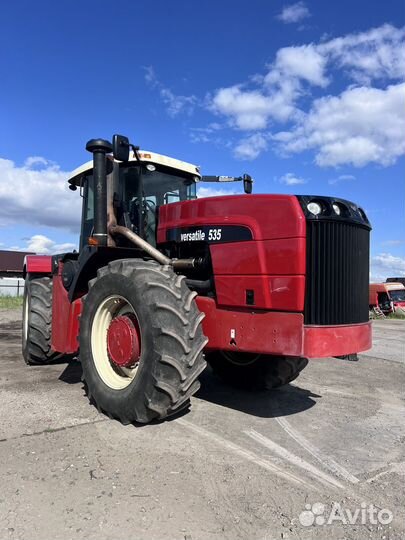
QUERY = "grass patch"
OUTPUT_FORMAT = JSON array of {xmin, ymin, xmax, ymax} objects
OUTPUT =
[
  {"xmin": 387, "ymin": 311, "xmax": 405, "ymax": 320},
  {"xmin": 0, "ymin": 296, "xmax": 23, "ymax": 309}
]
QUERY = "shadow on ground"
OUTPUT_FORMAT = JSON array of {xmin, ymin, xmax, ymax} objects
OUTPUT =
[
  {"xmin": 194, "ymin": 367, "xmax": 320, "ymax": 418},
  {"xmin": 57, "ymin": 360, "xmax": 320, "ymax": 420},
  {"xmin": 58, "ymin": 360, "xmax": 82, "ymax": 384}
]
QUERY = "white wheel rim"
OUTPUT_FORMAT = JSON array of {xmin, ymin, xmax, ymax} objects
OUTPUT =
[{"xmin": 91, "ymin": 295, "xmax": 140, "ymax": 390}]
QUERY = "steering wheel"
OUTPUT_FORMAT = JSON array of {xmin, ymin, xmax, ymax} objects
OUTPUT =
[{"xmin": 144, "ymin": 198, "xmax": 156, "ymax": 212}]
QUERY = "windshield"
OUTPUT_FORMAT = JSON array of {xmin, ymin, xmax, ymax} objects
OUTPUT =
[
  {"xmin": 119, "ymin": 165, "xmax": 196, "ymax": 245},
  {"xmin": 120, "ymin": 165, "xmax": 196, "ymax": 204},
  {"xmin": 389, "ymin": 289, "xmax": 405, "ymax": 302}
]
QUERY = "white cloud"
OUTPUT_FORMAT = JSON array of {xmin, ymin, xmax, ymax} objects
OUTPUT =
[
  {"xmin": 328, "ymin": 174, "xmax": 356, "ymax": 185},
  {"xmin": 233, "ymin": 134, "xmax": 268, "ymax": 160},
  {"xmin": 26, "ymin": 235, "xmax": 76, "ymax": 254},
  {"xmin": 144, "ymin": 65, "xmax": 197, "ymax": 117},
  {"xmin": 319, "ymin": 23, "xmax": 405, "ymax": 83},
  {"xmin": 205, "ymin": 24, "xmax": 405, "ymax": 166},
  {"xmin": 160, "ymin": 88, "xmax": 197, "ymax": 118},
  {"xmin": 190, "ymin": 123, "xmax": 223, "ymax": 143},
  {"xmin": 210, "ymin": 87, "xmax": 280, "ymax": 130},
  {"xmin": 0, "ymin": 157, "xmax": 80, "ymax": 231},
  {"xmin": 144, "ymin": 65, "xmax": 158, "ymax": 87},
  {"xmin": 275, "ymin": 83, "xmax": 405, "ymax": 167},
  {"xmin": 4, "ymin": 235, "xmax": 76, "ymax": 255},
  {"xmin": 277, "ymin": 172, "xmax": 307, "ymax": 185},
  {"xmin": 268, "ymin": 45, "xmax": 328, "ymax": 87},
  {"xmin": 277, "ymin": 2, "xmax": 310, "ymax": 24},
  {"xmin": 210, "ymin": 87, "xmax": 267, "ymax": 130},
  {"xmin": 370, "ymin": 253, "xmax": 405, "ymax": 282},
  {"xmin": 24, "ymin": 156, "xmax": 49, "ymax": 169},
  {"xmin": 209, "ymin": 77, "xmax": 302, "ymax": 132},
  {"xmin": 197, "ymin": 186, "xmax": 239, "ymax": 198}
]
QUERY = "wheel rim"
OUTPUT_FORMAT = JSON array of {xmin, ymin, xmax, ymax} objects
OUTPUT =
[
  {"xmin": 220, "ymin": 351, "xmax": 261, "ymax": 366},
  {"xmin": 91, "ymin": 295, "xmax": 141, "ymax": 390}
]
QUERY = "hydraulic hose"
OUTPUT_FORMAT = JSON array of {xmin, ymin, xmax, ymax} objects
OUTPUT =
[{"xmin": 185, "ymin": 278, "xmax": 212, "ymax": 292}]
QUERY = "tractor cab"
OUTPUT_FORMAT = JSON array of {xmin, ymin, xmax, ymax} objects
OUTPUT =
[
  {"xmin": 68, "ymin": 139, "xmax": 253, "ymax": 251},
  {"xmin": 68, "ymin": 150, "xmax": 200, "ymax": 249}
]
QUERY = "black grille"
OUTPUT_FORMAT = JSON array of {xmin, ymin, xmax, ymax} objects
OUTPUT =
[{"xmin": 304, "ymin": 221, "xmax": 370, "ymax": 325}]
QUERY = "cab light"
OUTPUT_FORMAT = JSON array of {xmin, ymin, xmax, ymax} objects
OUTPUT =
[
  {"xmin": 358, "ymin": 208, "xmax": 367, "ymax": 221},
  {"xmin": 88, "ymin": 237, "xmax": 99, "ymax": 246}
]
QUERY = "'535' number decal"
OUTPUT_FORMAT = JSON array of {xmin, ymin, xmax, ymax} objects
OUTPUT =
[{"xmin": 208, "ymin": 228, "xmax": 222, "ymax": 241}]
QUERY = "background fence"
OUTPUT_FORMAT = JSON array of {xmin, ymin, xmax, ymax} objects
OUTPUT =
[{"xmin": 0, "ymin": 278, "xmax": 25, "ymax": 297}]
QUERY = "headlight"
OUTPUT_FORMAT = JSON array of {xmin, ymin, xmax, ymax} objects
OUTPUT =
[
  {"xmin": 307, "ymin": 201, "xmax": 322, "ymax": 215},
  {"xmin": 146, "ymin": 163, "xmax": 156, "ymax": 172},
  {"xmin": 332, "ymin": 203, "xmax": 341, "ymax": 215}
]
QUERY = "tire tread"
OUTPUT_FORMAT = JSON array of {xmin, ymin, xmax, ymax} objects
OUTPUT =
[
  {"xmin": 80, "ymin": 259, "xmax": 207, "ymax": 424},
  {"xmin": 207, "ymin": 352, "xmax": 308, "ymax": 390},
  {"xmin": 23, "ymin": 276, "xmax": 54, "ymax": 365}
]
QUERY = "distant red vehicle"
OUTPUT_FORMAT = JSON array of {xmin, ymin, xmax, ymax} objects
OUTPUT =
[
  {"xmin": 386, "ymin": 277, "xmax": 405, "ymax": 287},
  {"xmin": 369, "ymin": 282, "xmax": 405, "ymax": 314}
]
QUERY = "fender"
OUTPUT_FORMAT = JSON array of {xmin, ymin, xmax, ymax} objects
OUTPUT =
[
  {"xmin": 67, "ymin": 245, "xmax": 145, "ymax": 301},
  {"xmin": 24, "ymin": 255, "xmax": 53, "ymax": 276}
]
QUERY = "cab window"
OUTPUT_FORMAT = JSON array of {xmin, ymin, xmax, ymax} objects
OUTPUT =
[{"xmin": 79, "ymin": 173, "xmax": 94, "ymax": 250}]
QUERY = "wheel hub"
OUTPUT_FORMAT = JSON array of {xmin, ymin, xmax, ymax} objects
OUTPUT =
[{"xmin": 107, "ymin": 315, "xmax": 140, "ymax": 367}]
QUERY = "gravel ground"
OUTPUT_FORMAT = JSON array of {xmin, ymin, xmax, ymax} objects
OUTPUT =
[{"xmin": 0, "ymin": 308, "xmax": 404, "ymax": 540}]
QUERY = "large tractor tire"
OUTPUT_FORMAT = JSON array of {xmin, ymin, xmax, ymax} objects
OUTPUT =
[
  {"xmin": 206, "ymin": 351, "xmax": 308, "ymax": 390},
  {"xmin": 22, "ymin": 275, "xmax": 54, "ymax": 365},
  {"xmin": 79, "ymin": 259, "xmax": 208, "ymax": 424}
]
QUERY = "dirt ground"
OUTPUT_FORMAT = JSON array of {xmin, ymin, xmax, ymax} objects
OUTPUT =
[{"xmin": 0, "ymin": 308, "xmax": 404, "ymax": 540}]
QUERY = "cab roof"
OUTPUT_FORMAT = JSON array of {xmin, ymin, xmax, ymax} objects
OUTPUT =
[{"xmin": 68, "ymin": 150, "xmax": 201, "ymax": 186}]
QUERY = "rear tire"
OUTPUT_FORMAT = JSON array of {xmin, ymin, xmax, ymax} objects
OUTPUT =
[
  {"xmin": 206, "ymin": 351, "xmax": 308, "ymax": 390},
  {"xmin": 79, "ymin": 259, "xmax": 208, "ymax": 424},
  {"xmin": 334, "ymin": 354, "xmax": 358, "ymax": 361},
  {"xmin": 22, "ymin": 275, "xmax": 54, "ymax": 365}
]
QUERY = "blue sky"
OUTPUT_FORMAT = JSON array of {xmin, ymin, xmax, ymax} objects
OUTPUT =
[{"xmin": 0, "ymin": 0, "xmax": 404, "ymax": 280}]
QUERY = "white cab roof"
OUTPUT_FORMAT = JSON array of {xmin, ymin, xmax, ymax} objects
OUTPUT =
[
  {"xmin": 68, "ymin": 150, "xmax": 201, "ymax": 185},
  {"xmin": 386, "ymin": 282, "xmax": 405, "ymax": 290}
]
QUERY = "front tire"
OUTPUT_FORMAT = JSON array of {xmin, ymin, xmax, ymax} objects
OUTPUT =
[
  {"xmin": 206, "ymin": 351, "xmax": 308, "ymax": 390},
  {"xmin": 79, "ymin": 259, "xmax": 208, "ymax": 424},
  {"xmin": 22, "ymin": 275, "xmax": 54, "ymax": 365}
]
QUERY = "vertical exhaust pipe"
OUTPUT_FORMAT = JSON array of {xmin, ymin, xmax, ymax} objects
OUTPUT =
[{"xmin": 86, "ymin": 138, "xmax": 112, "ymax": 247}]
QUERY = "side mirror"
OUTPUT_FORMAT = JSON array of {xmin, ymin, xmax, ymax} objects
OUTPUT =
[
  {"xmin": 243, "ymin": 174, "xmax": 253, "ymax": 194},
  {"xmin": 112, "ymin": 134, "xmax": 130, "ymax": 162}
]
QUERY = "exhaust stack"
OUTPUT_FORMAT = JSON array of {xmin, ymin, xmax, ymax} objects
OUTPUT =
[{"xmin": 85, "ymin": 138, "xmax": 112, "ymax": 247}]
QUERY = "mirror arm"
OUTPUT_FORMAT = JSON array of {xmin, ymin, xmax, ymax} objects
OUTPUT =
[{"xmin": 130, "ymin": 144, "xmax": 141, "ymax": 162}]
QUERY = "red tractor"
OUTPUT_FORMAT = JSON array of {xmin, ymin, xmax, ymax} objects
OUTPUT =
[{"xmin": 22, "ymin": 135, "xmax": 372, "ymax": 424}]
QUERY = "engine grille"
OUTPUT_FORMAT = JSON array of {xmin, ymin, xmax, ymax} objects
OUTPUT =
[{"xmin": 304, "ymin": 221, "xmax": 370, "ymax": 325}]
